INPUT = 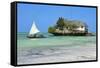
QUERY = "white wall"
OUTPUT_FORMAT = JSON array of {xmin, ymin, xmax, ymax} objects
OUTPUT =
[{"xmin": 0, "ymin": 0, "xmax": 99, "ymax": 68}]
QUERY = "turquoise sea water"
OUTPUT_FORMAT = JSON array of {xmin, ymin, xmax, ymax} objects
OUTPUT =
[
  {"xmin": 17, "ymin": 32, "xmax": 96, "ymax": 48},
  {"xmin": 17, "ymin": 32, "xmax": 96, "ymax": 64}
]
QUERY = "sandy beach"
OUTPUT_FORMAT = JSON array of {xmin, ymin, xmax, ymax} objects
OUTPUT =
[{"xmin": 17, "ymin": 43, "xmax": 96, "ymax": 65}]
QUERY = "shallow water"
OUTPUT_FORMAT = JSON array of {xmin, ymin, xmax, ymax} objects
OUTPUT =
[
  {"xmin": 17, "ymin": 32, "xmax": 96, "ymax": 48},
  {"xmin": 17, "ymin": 32, "xmax": 96, "ymax": 65}
]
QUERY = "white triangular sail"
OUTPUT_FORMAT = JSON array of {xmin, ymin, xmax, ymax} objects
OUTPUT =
[{"xmin": 29, "ymin": 21, "xmax": 40, "ymax": 35}]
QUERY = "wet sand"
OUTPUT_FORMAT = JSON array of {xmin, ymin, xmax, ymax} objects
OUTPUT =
[{"xmin": 17, "ymin": 43, "xmax": 96, "ymax": 65}]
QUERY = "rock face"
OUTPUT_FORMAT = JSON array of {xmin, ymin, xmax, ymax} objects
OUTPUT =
[
  {"xmin": 48, "ymin": 17, "xmax": 89, "ymax": 36},
  {"xmin": 52, "ymin": 33, "xmax": 87, "ymax": 36}
]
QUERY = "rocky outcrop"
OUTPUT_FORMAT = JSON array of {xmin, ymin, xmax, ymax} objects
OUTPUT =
[{"xmin": 48, "ymin": 17, "xmax": 92, "ymax": 36}]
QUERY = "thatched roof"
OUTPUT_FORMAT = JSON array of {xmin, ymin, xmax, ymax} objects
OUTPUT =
[{"xmin": 64, "ymin": 19, "xmax": 86, "ymax": 27}]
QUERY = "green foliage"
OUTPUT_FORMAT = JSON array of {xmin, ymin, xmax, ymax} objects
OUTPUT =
[
  {"xmin": 48, "ymin": 27, "xmax": 56, "ymax": 33},
  {"xmin": 56, "ymin": 17, "xmax": 65, "ymax": 30},
  {"xmin": 48, "ymin": 17, "xmax": 88, "ymax": 33},
  {"xmin": 67, "ymin": 23, "xmax": 78, "ymax": 30},
  {"xmin": 56, "ymin": 18, "xmax": 80, "ymax": 30}
]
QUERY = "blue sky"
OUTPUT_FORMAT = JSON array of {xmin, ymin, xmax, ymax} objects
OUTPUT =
[{"xmin": 17, "ymin": 3, "xmax": 96, "ymax": 32}]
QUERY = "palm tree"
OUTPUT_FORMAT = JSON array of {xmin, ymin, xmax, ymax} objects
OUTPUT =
[{"xmin": 56, "ymin": 17, "xmax": 65, "ymax": 30}]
